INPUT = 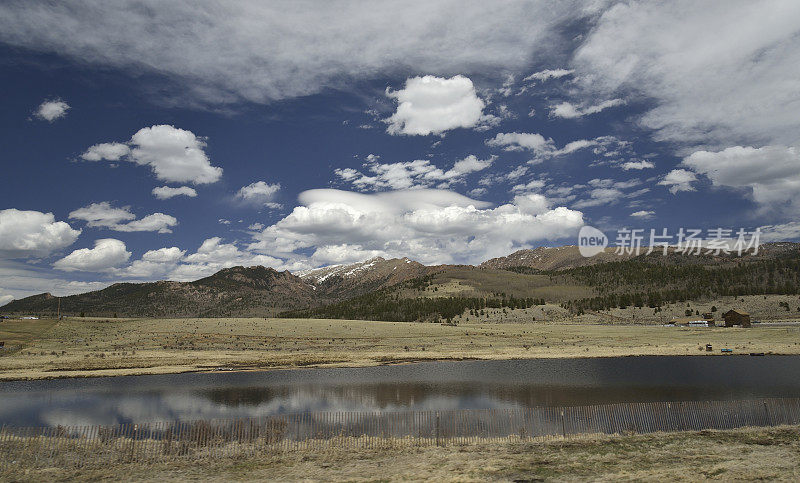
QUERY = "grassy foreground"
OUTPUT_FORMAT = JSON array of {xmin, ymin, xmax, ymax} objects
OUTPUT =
[
  {"xmin": 2, "ymin": 316, "xmax": 800, "ymax": 380},
  {"xmin": 3, "ymin": 425, "xmax": 800, "ymax": 481}
]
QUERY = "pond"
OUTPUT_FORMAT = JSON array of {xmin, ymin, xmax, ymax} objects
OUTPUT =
[{"xmin": 2, "ymin": 356, "xmax": 800, "ymax": 427}]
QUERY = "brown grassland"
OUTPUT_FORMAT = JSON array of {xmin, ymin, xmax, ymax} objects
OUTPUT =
[
  {"xmin": 3, "ymin": 425, "xmax": 800, "ymax": 481},
  {"xmin": 2, "ymin": 315, "xmax": 800, "ymax": 380}
]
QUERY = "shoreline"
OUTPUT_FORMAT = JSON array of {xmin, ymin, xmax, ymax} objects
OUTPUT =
[
  {"xmin": 1, "ymin": 350, "xmax": 795, "ymax": 383},
  {"xmin": 3, "ymin": 425, "xmax": 800, "ymax": 480},
  {"xmin": 3, "ymin": 317, "xmax": 800, "ymax": 382}
]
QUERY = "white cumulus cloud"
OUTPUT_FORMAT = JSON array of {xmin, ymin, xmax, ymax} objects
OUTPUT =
[
  {"xmin": 169, "ymin": 237, "xmax": 286, "ymax": 281},
  {"xmin": 248, "ymin": 188, "xmax": 584, "ymax": 265},
  {"xmin": 621, "ymin": 160, "xmax": 655, "ymax": 170},
  {"xmin": 68, "ymin": 202, "xmax": 177, "ymax": 233},
  {"xmin": 53, "ymin": 239, "xmax": 131, "ymax": 272},
  {"xmin": 335, "ymin": 155, "xmax": 495, "ymax": 191},
  {"xmin": 311, "ymin": 244, "xmax": 389, "ymax": 266},
  {"xmin": 237, "ymin": 181, "xmax": 281, "ymax": 208},
  {"xmin": 682, "ymin": 145, "xmax": 800, "ymax": 213},
  {"xmin": 81, "ymin": 142, "xmax": 130, "ymax": 161},
  {"xmin": 111, "ymin": 247, "xmax": 186, "ymax": 279},
  {"xmin": 68, "ymin": 202, "xmax": 135, "ymax": 227},
  {"xmin": 0, "ymin": 209, "xmax": 81, "ymax": 259},
  {"xmin": 113, "ymin": 213, "xmax": 177, "ymax": 234},
  {"xmin": 81, "ymin": 125, "xmax": 222, "ymax": 185},
  {"xmin": 142, "ymin": 247, "xmax": 185, "ymax": 263},
  {"xmin": 631, "ymin": 210, "xmax": 655, "ymax": 219},
  {"xmin": 152, "ymin": 186, "xmax": 198, "ymax": 200},
  {"xmin": 486, "ymin": 132, "xmax": 555, "ymax": 155},
  {"xmin": 33, "ymin": 99, "xmax": 69, "ymax": 122},
  {"xmin": 658, "ymin": 169, "xmax": 697, "ymax": 194},
  {"xmin": 385, "ymin": 75, "xmax": 489, "ymax": 136}
]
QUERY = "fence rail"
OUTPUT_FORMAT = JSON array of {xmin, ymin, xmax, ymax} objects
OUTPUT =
[{"xmin": 2, "ymin": 397, "xmax": 800, "ymax": 469}]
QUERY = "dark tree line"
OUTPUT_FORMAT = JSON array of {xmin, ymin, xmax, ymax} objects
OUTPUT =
[
  {"xmin": 279, "ymin": 295, "xmax": 545, "ymax": 322},
  {"xmin": 279, "ymin": 275, "xmax": 545, "ymax": 322},
  {"xmin": 559, "ymin": 256, "xmax": 800, "ymax": 313}
]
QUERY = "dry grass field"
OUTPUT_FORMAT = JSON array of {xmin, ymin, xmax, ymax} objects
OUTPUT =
[
  {"xmin": 0, "ymin": 317, "xmax": 57, "ymax": 350},
  {"xmin": 4, "ymin": 425, "xmax": 800, "ymax": 481},
  {"xmin": 2, "ymin": 315, "xmax": 800, "ymax": 380}
]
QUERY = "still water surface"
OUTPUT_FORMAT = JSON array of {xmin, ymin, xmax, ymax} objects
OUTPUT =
[{"xmin": 2, "ymin": 356, "xmax": 800, "ymax": 427}]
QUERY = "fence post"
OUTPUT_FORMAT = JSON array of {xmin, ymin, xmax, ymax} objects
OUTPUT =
[
  {"xmin": 435, "ymin": 412, "xmax": 440, "ymax": 447},
  {"xmin": 6, "ymin": 396, "xmax": 800, "ymax": 464},
  {"xmin": 295, "ymin": 414, "xmax": 300, "ymax": 445},
  {"xmin": 0, "ymin": 424, "xmax": 6, "ymax": 470}
]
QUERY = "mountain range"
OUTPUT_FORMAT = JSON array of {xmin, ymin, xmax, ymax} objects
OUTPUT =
[{"xmin": 3, "ymin": 243, "xmax": 798, "ymax": 318}]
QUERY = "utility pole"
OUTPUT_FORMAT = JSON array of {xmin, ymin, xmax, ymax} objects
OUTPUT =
[{"xmin": 57, "ymin": 297, "xmax": 61, "ymax": 320}]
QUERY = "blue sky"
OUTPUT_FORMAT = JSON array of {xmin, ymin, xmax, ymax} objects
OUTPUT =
[{"xmin": 1, "ymin": 1, "xmax": 800, "ymax": 303}]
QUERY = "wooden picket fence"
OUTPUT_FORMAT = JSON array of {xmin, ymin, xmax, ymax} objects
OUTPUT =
[{"xmin": 2, "ymin": 397, "xmax": 800, "ymax": 469}]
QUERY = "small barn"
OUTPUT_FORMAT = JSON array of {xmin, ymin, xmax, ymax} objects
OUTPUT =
[{"xmin": 723, "ymin": 310, "xmax": 751, "ymax": 328}]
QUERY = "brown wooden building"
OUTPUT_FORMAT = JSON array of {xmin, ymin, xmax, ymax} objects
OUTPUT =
[{"xmin": 723, "ymin": 309, "xmax": 751, "ymax": 328}]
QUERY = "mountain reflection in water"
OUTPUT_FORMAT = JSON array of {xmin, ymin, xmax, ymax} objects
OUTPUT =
[{"xmin": 2, "ymin": 356, "xmax": 800, "ymax": 427}]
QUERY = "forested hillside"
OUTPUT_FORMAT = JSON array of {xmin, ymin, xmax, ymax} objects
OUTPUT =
[
  {"xmin": 283, "ymin": 246, "xmax": 800, "ymax": 320},
  {"xmin": 4, "ymin": 243, "xmax": 798, "ymax": 320},
  {"xmin": 559, "ymin": 252, "xmax": 800, "ymax": 313},
  {"xmin": 2, "ymin": 266, "xmax": 318, "ymax": 317},
  {"xmin": 279, "ymin": 275, "xmax": 546, "ymax": 321}
]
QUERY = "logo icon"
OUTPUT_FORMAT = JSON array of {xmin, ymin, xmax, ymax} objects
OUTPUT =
[{"xmin": 578, "ymin": 225, "xmax": 608, "ymax": 257}]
